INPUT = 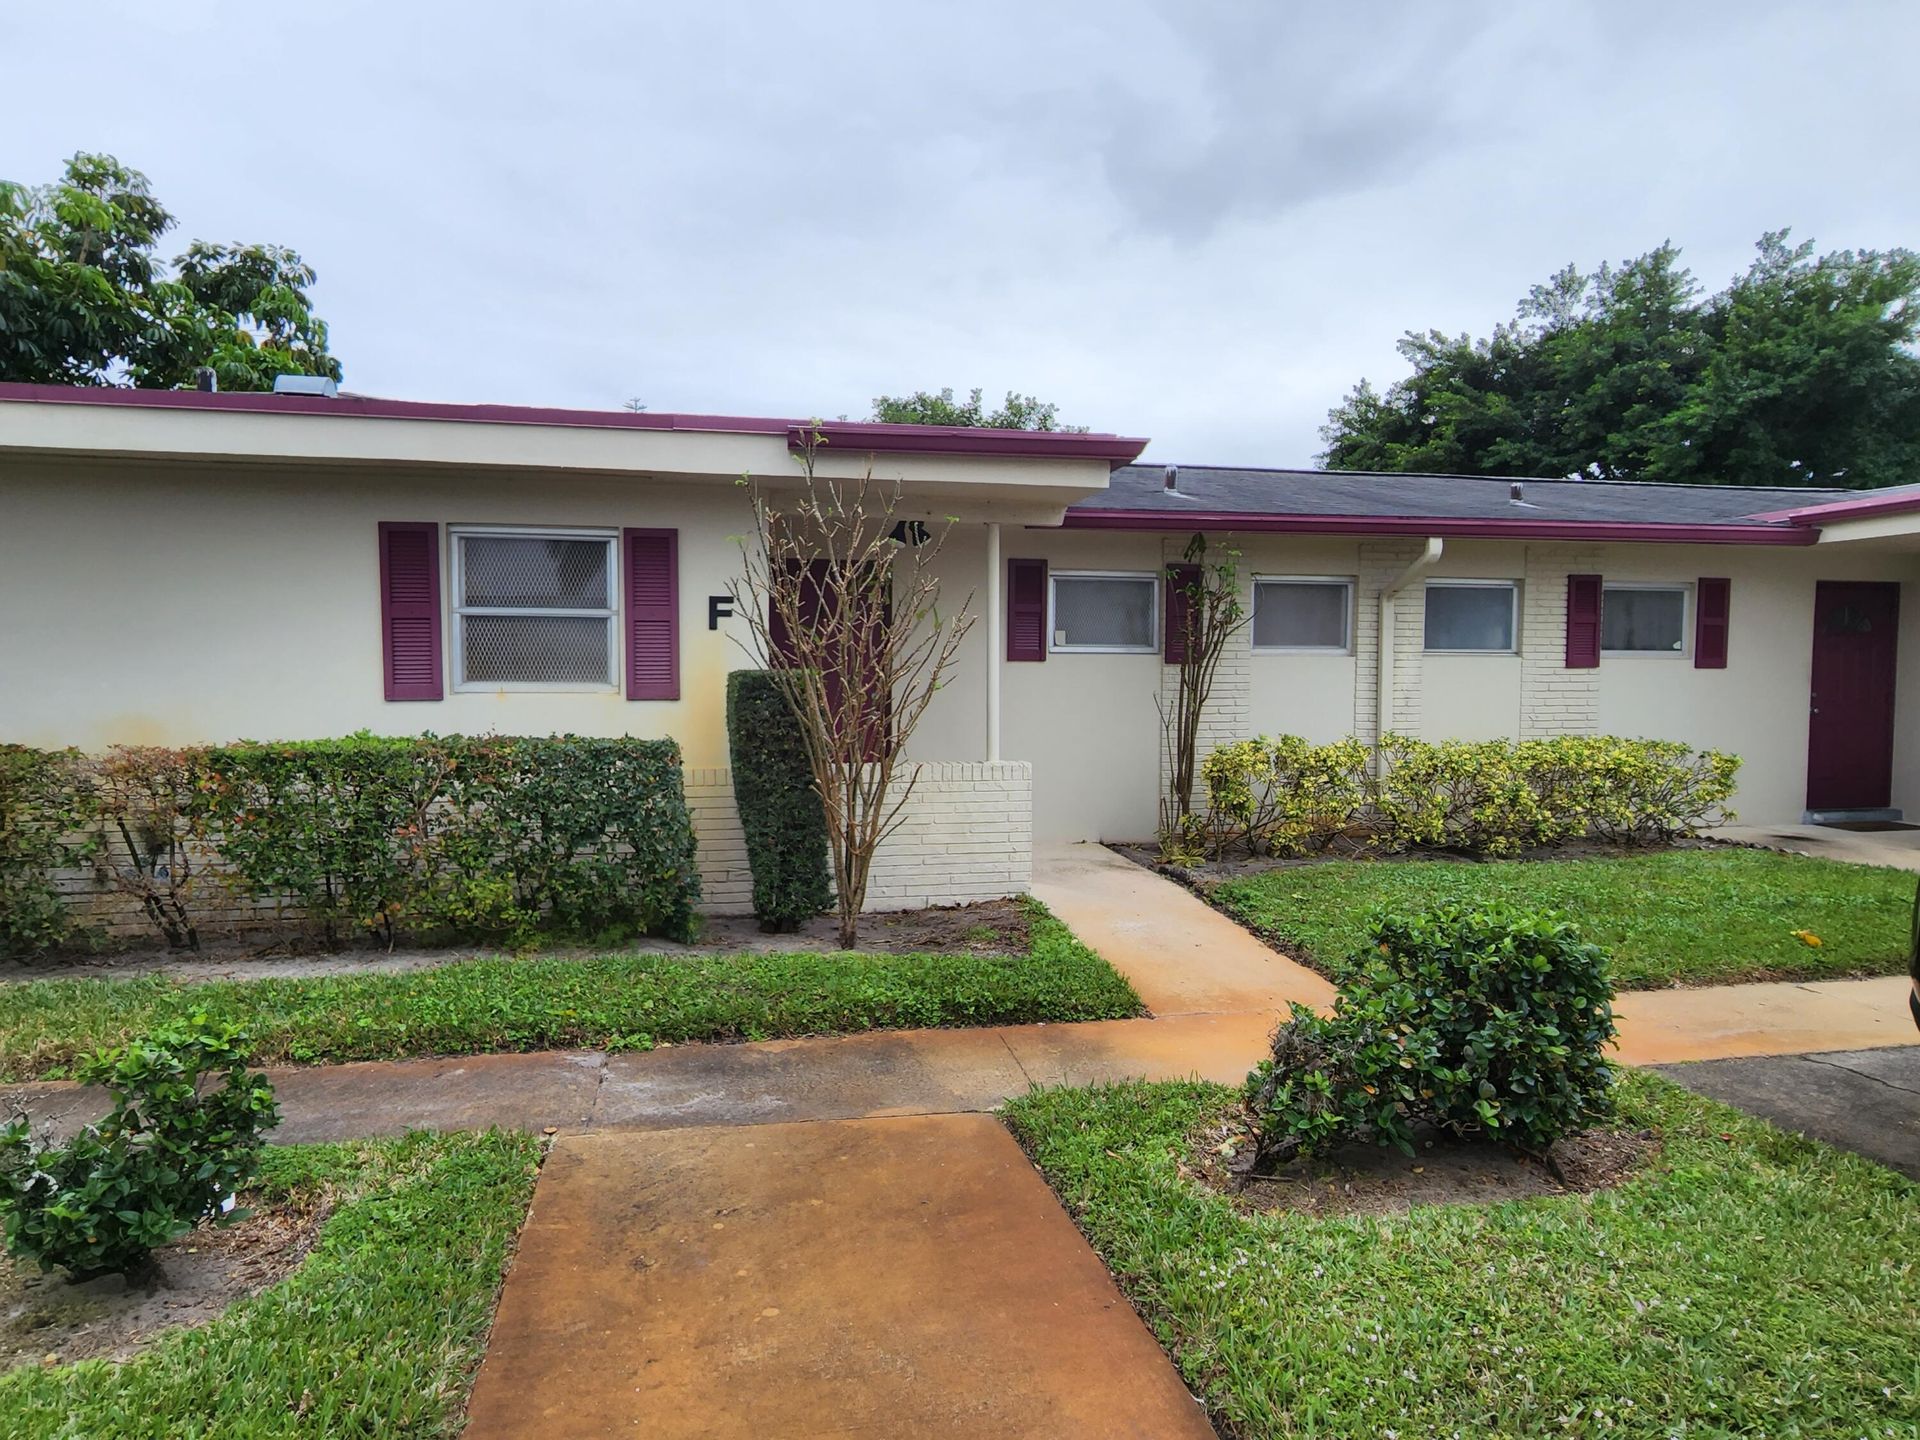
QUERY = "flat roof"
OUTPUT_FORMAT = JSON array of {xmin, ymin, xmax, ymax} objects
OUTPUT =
[{"xmin": 0, "ymin": 382, "xmax": 1150, "ymax": 468}]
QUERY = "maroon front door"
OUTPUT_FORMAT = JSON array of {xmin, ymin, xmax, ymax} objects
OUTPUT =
[{"xmin": 1807, "ymin": 581, "xmax": 1901, "ymax": 811}]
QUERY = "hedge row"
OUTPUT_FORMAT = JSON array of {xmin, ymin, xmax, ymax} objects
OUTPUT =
[
  {"xmin": 1201, "ymin": 732, "xmax": 1740, "ymax": 859},
  {"xmin": 0, "ymin": 735, "xmax": 701, "ymax": 958}
]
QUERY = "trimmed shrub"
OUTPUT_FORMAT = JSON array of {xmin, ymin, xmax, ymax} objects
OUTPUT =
[
  {"xmin": 1516, "ymin": 735, "xmax": 1741, "ymax": 843},
  {"xmin": 1372, "ymin": 734, "xmax": 1570, "ymax": 856},
  {"xmin": 194, "ymin": 733, "xmax": 701, "ymax": 947},
  {"xmin": 442, "ymin": 735, "xmax": 701, "ymax": 944},
  {"xmin": 83, "ymin": 746, "xmax": 221, "ymax": 951},
  {"xmin": 195, "ymin": 734, "xmax": 438, "ymax": 945},
  {"xmin": 1201, "ymin": 732, "xmax": 1739, "ymax": 859},
  {"xmin": 1244, "ymin": 902, "xmax": 1618, "ymax": 1168},
  {"xmin": 727, "ymin": 670, "xmax": 832, "ymax": 932},
  {"xmin": 0, "ymin": 1015, "xmax": 279, "ymax": 1278},
  {"xmin": 1202, "ymin": 735, "xmax": 1369, "ymax": 857},
  {"xmin": 0, "ymin": 745, "xmax": 94, "ymax": 960}
]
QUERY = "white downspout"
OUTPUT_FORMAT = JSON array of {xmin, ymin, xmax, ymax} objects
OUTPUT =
[
  {"xmin": 985, "ymin": 522, "xmax": 1002, "ymax": 762},
  {"xmin": 1377, "ymin": 537, "xmax": 1444, "ymax": 753}
]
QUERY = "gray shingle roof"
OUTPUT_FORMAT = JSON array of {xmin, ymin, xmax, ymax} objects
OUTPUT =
[{"xmin": 1074, "ymin": 465, "xmax": 1855, "ymax": 528}]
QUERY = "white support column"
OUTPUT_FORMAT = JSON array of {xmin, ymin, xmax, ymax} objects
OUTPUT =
[{"xmin": 985, "ymin": 522, "xmax": 1002, "ymax": 762}]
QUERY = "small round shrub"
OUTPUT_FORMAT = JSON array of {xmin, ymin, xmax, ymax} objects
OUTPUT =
[
  {"xmin": 0, "ymin": 1015, "xmax": 280, "ymax": 1279},
  {"xmin": 1244, "ymin": 902, "xmax": 1618, "ymax": 1169}
]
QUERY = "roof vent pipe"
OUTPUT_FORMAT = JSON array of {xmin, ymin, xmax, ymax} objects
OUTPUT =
[
  {"xmin": 1509, "ymin": 481, "xmax": 1525, "ymax": 502},
  {"xmin": 193, "ymin": 367, "xmax": 217, "ymax": 393},
  {"xmin": 1164, "ymin": 465, "xmax": 1178, "ymax": 493}
]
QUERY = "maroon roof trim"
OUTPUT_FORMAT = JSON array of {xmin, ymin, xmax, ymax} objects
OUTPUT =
[
  {"xmin": 1058, "ymin": 509, "xmax": 1820, "ymax": 546},
  {"xmin": 789, "ymin": 421, "xmax": 1148, "ymax": 467},
  {"xmin": 0, "ymin": 382, "xmax": 1147, "ymax": 465},
  {"xmin": 1749, "ymin": 489, "xmax": 1920, "ymax": 526}
]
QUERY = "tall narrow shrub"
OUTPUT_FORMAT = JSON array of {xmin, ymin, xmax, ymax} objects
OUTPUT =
[{"xmin": 727, "ymin": 670, "xmax": 832, "ymax": 932}]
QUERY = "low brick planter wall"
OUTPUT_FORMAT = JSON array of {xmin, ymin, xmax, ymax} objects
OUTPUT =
[{"xmin": 687, "ymin": 762, "xmax": 1034, "ymax": 914}]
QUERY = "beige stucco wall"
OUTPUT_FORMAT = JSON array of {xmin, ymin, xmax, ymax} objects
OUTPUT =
[
  {"xmin": 991, "ymin": 529, "xmax": 1920, "ymax": 842},
  {"xmin": 1, "ymin": 456, "xmax": 1046, "ymax": 911},
  {"xmin": 7, "ymin": 454, "xmax": 1920, "ymax": 853},
  {"xmin": 1, "ymin": 460, "xmax": 758, "ymax": 762}
]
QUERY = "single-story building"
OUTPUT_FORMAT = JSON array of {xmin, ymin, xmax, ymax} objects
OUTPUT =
[{"xmin": 4, "ymin": 380, "xmax": 1918, "ymax": 912}]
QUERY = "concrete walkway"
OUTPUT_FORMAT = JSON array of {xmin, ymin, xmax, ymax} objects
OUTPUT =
[
  {"xmin": 462, "ymin": 1115, "xmax": 1214, "ymax": 1439},
  {"xmin": 6, "ymin": 844, "xmax": 1912, "ymax": 1140},
  {"xmin": 1031, "ymin": 842, "xmax": 1336, "ymax": 1015},
  {"xmin": 1712, "ymin": 821, "xmax": 1920, "ymax": 874},
  {"xmin": 6, "ymin": 839, "xmax": 1914, "ymax": 1438},
  {"xmin": 1658, "ymin": 1046, "xmax": 1920, "ymax": 1179}
]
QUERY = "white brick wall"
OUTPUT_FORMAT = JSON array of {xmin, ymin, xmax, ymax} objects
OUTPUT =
[
  {"xmin": 1520, "ymin": 544, "xmax": 1602, "ymax": 738},
  {"xmin": 688, "ymin": 761, "xmax": 1034, "ymax": 914}
]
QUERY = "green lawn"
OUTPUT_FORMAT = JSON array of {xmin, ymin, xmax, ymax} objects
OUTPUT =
[
  {"xmin": 1006, "ymin": 1074, "xmax": 1920, "ymax": 1439},
  {"xmin": 0, "ymin": 904, "xmax": 1140, "ymax": 1082},
  {"xmin": 0, "ymin": 1130, "xmax": 539, "ymax": 1438},
  {"xmin": 1209, "ymin": 848, "xmax": 1916, "ymax": 989}
]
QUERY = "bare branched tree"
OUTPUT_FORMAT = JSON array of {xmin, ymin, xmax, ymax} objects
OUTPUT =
[
  {"xmin": 1158, "ymin": 534, "xmax": 1248, "ymax": 858},
  {"xmin": 730, "ymin": 428, "xmax": 976, "ymax": 947}
]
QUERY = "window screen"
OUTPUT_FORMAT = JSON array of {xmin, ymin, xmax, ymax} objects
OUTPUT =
[
  {"xmin": 1253, "ymin": 579, "xmax": 1351, "ymax": 650},
  {"xmin": 1602, "ymin": 586, "xmax": 1686, "ymax": 653},
  {"xmin": 1425, "ymin": 582, "xmax": 1516, "ymax": 652},
  {"xmin": 1051, "ymin": 573, "xmax": 1156, "ymax": 651},
  {"xmin": 454, "ymin": 531, "xmax": 616, "ymax": 687}
]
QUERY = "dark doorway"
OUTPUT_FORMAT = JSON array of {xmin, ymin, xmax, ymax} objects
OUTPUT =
[{"xmin": 1806, "ymin": 581, "xmax": 1901, "ymax": 812}]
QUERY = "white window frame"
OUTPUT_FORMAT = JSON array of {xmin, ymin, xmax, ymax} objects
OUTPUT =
[
  {"xmin": 1601, "ymin": 581, "xmax": 1692, "ymax": 658},
  {"xmin": 1048, "ymin": 569, "xmax": 1159, "ymax": 654},
  {"xmin": 1423, "ymin": 578, "xmax": 1520, "ymax": 655},
  {"xmin": 449, "ymin": 524, "xmax": 620, "ymax": 692},
  {"xmin": 1250, "ymin": 575, "xmax": 1355, "ymax": 654}
]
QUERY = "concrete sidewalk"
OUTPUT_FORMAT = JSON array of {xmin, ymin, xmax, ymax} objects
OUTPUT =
[
  {"xmin": 1658, "ymin": 1046, "xmax": 1920, "ymax": 1178},
  {"xmin": 5, "ymin": 846, "xmax": 1913, "ymax": 1140},
  {"xmin": 462, "ymin": 1115, "xmax": 1215, "ymax": 1439}
]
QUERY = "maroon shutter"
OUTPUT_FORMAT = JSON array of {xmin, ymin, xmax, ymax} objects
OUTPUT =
[
  {"xmin": 379, "ymin": 522, "xmax": 443, "ymax": 701},
  {"xmin": 624, "ymin": 528, "xmax": 679, "ymax": 699},
  {"xmin": 1164, "ymin": 563, "xmax": 1201, "ymax": 664},
  {"xmin": 1007, "ymin": 558, "xmax": 1047, "ymax": 661},
  {"xmin": 1695, "ymin": 577, "xmax": 1731, "ymax": 669},
  {"xmin": 769, "ymin": 558, "xmax": 825, "ymax": 665},
  {"xmin": 1565, "ymin": 573, "xmax": 1602, "ymax": 669}
]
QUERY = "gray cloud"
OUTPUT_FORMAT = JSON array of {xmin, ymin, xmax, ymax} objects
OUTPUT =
[{"xmin": 4, "ymin": 0, "xmax": 1916, "ymax": 467}]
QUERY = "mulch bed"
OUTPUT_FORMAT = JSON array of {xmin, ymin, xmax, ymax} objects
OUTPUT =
[
  {"xmin": 1184, "ymin": 1107, "xmax": 1659, "ymax": 1219},
  {"xmin": 0, "ymin": 1193, "xmax": 329, "ymax": 1371},
  {"xmin": 1110, "ymin": 836, "xmax": 1716, "ymax": 891},
  {"xmin": 6, "ymin": 899, "xmax": 1034, "ymax": 984}
]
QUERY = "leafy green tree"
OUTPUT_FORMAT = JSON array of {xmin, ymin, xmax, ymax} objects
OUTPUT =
[
  {"xmin": 1321, "ymin": 233, "xmax": 1920, "ymax": 488},
  {"xmin": 0, "ymin": 152, "xmax": 340, "ymax": 390},
  {"xmin": 870, "ymin": 386, "xmax": 1085, "ymax": 431}
]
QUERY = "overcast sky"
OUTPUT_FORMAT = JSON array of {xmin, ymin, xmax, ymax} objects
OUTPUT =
[{"xmin": 9, "ymin": 1, "xmax": 1918, "ymax": 466}]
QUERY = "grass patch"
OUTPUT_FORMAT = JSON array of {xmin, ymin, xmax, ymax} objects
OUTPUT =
[
  {"xmin": 1208, "ymin": 848, "xmax": 1916, "ymax": 988},
  {"xmin": 1005, "ymin": 1073, "xmax": 1920, "ymax": 1438},
  {"xmin": 0, "ymin": 903, "xmax": 1140, "ymax": 1082},
  {"xmin": 0, "ymin": 1129, "xmax": 539, "ymax": 1438}
]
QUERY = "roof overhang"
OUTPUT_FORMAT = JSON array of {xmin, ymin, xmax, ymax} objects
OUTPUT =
[
  {"xmin": 1058, "ymin": 509, "xmax": 1820, "ymax": 546},
  {"xmin": 1746, "ymin": 484, "xmax": 1920, "ymax": 550},
  {"xmin": 0, "ymin": 383, "xmax": 1145, "ymax": 517}
]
